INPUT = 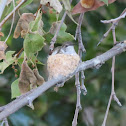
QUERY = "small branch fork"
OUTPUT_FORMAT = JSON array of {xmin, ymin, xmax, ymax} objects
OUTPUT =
[
  {"xmin": 72, "ymin": 73, "xmax": 82, "ymax": 126},
  {"xmin": 76, "ymin": 13, "xmax": 87, "ymax": 94},
  {"xmin": 0, "ymin": 118, "xmax": 9, "ymax": 126},
  {"xmin": 101, "ymin": 9, "xmax": 126, "ymax": 24},
  {"xmin": 0, "ymin": 41, "xmax": 126, "ymax": 121},
  {"xmin": 72, "ymin": 13, "xmax": 87, "ymax": 126},
  {"xmin": 100, "ymin": 9, "xmax": 126, "ymax": 126},
  {"xmin": 0, "ymin": 107, "xmax": 8, "ymax": 126},
  {"xmin": 97, "ymin": 8, "xmax": 126, "ymax": 46}
]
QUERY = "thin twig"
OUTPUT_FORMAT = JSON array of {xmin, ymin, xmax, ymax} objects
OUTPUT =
[
  {"xmin": 15, "ymin": 48, "xmax": 24, "ymax": 58},
  {"xmin": 72, "ymin": 13, "xmax": 87, "ymax": 126},
  {"xmin": 102, "ymin": 23, "xmax": 122, "ymax": 126},
  {"xmin": 98, "ymin": 8, "xmax": 126, "ymax": 46},
  {"xmin": 81, "ymin": 71, "xmax": 87, "ymax": 95},
  {"xmin": 4, "ymin": 0, "xmax": 15, "ymax": 44},
  {"xmin": 49, "ymin": 0, "xmax": 73, "ymax": 53},
  {"xmin": 76, "ymin": 13, "xmax": 87, "ymax": 94},
  {"xmin": 49, "ymin": 12, "xmax": 67, "ymax": 53},
  {"xmin": 75, "ymin": 13, "xmax": 86, "ymax": 52},
  {"xmin": 0, "ymin": 0, "xmax": 27, "ymax": 29},
  {"xmin": 101, "ymin": 11, "xmax": 126, "ymax": 24},
  {"xmin": 72, "ymin": 106, "xmax": 80, "ymax": 126},
  {"xmin": 72, "ymin": 73, "xmax": 82, "ymax": 126},
  {"xmin": 0, "ymin": 41, "xmax": 125, "ymax": 121},
  {"xmin": 4, "ymin": 118, "xmax": 9, "ymax": 126},
  {"xmin": 102, "ymin": 93, "xmax": 113, "ymax": 126},
  {"xmin": 1, "ymin": 118, "xmax": 9, "ymax": 126},
  {"xmin": 111, "ymin": 25, "xmax": 122, "ymax": 106}
]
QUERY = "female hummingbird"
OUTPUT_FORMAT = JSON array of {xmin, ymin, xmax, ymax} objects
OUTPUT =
[{"xmin": 47, "ymin": 42, "xmax": 80, "ymax": 90}]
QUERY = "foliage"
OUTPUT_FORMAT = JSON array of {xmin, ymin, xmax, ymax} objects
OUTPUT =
[
  {"xmin": 0, "ymin": 0, "xmax": 126, "ymax": 126},
  {"xmin": 44, "ymin": 22, "xmax": 74, "ymax": 43},
  {"xmin": 11, "ymin": 79, "xmax": 20, "ymax": 98}
]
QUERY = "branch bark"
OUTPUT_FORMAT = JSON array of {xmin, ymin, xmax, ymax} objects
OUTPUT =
[
  {"xmin": 0, "ymin": 0, "xmax": 27, "ymax": 29},
  {"xmin": 0, "ymin": 41, "xmax": 126, "ymax": 121}
]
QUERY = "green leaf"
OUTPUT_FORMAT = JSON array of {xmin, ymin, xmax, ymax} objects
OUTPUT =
[
  {"xmin": 100, "ymin": 0, "xmax": 108, "ymax": 5},
  {"xmin": 62, "ymin": 0, "xmax": 71, "ymax": 11},
  {"xmin": 44, "ymin": 22, "xmax": 74, "ymax": 43},
  {"xmin": 0, "ymin": 51, "xmax": 15, "ymax": 73},
  {"xmin": 29, "ymin": 10, "xmax": 41, "ymax": 31},
  {"xmin": 24, "ymin": 33, "xmax": 45, "ymax": 58},
  {"xmin": 11, "ymin": 79, "xmax": 21, "ymax": 99},
  {"xmin": 5, "ymin": 0, "xmax": 18, "ymax": 16},
  {"xmin": 24, "ymin": 9, "xmax": 45, "ymax": 59},
  {"xmin": 29, "ymin": 9, "xmax": 45, "ymax": 36},
  {"xmin": 66, "ymin": 11, "xmax": 78, "ymax": 25},
  {"xmin": 62, "ymin": 0, "xmax": 78, "ymax": 25},
  {"xmin": 20, "ymin": 0, "xmax": 33, "ymax": 8},
  {"xmin": 31, "ymin": 55, "xmax": 44, "ymax": 65},
  {"xmin": 17, "ymin": 51, "xmax": 44, "ymax": 65}
]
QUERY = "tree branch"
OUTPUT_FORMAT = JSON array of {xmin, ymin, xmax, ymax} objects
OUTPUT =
[
  {"xmin": 0, "ymin": 0, "xmax": 27, "ymax": 29},
  {"xmin": 72, "ymin": 13, "xmax": 86, "ymax": 126},
  {"xmin": 49, "ymin": 12, "xmax": 67, "ymax": 52},
  {"xmin": 97, "ymin": 8, "xmax": 126, "ymax": 46},
  {"xmin": 0, "ymin": 41, "xmax": 126, "ymax": 121},
  {"xmin": 101, "ymin": 8, "xmax": 126, "ymax": 23}
]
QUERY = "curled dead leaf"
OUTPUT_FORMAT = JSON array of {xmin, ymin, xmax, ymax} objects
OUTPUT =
[
  {"xmin": 14, "ymin": 13, "xmax": 35, "ymax": 38},
  {"xmin": 33, "ymin": 68, "xmax": 45, "ymax": 86},
  {"xmin": 49, "ymin": 21, "xmax": 60, "ymax": 34},
  {"xmin": 18, "ymin": 61, "xmax": 45, "ymax": 94},
  {"xmin": 0, "ymin": 41, "xmax": 8, "ymax": 60},
  {"xmin": 72, "ymin": 0, "xmax": 116, "ymax": 14},
  {"xmin": 18, "ymin": 61, "xmax": 37, "ymax": 94}
]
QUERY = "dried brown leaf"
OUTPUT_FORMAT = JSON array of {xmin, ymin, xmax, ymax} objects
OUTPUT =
[
  {"xmin": 40, "ymin": 0, "xmax": 63, "ymax": 13},
  {"xmin": 0, "ymin": 32, "xmax": 4, "ymax": 37},
  {"xmin": 0, "ymin": 41, "xmax": 8, "ymax": 60},
  {"xmin": 33, "ymin": 68, "xmax": 45, "ymax": 86},
  {"xmin": 72, "ymin": 0, "xmax": 116, "ymax": 14},
  {"xmin": 49, "ymin": 21, "xmax": 60, "ymax": 34},
  {"xmin": 14, "ymin": 13, "xmax": 35, "ymax": 38},
  {"xmin": 18, "ymin": 61, "xmax": 37, "ymax": 94}
]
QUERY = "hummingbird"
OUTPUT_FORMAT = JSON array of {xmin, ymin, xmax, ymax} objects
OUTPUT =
[{"xmin": 47, "ymin": 42, "xmax": 80, "ymax": 90}]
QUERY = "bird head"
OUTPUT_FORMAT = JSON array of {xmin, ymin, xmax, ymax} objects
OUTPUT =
[{"xmin": 60, "ymin": 42, "xmax": 77, "ymax": 55}]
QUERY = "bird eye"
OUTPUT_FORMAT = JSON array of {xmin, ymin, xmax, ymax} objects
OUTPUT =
[{"xmin": 65, "ymin": 44, "xmax": 68, "ymax": 47}]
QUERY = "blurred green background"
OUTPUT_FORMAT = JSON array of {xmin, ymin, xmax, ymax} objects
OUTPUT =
[{"xmin": 0, "ymin": 0, "xmax": 126, "ymax": 126}]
